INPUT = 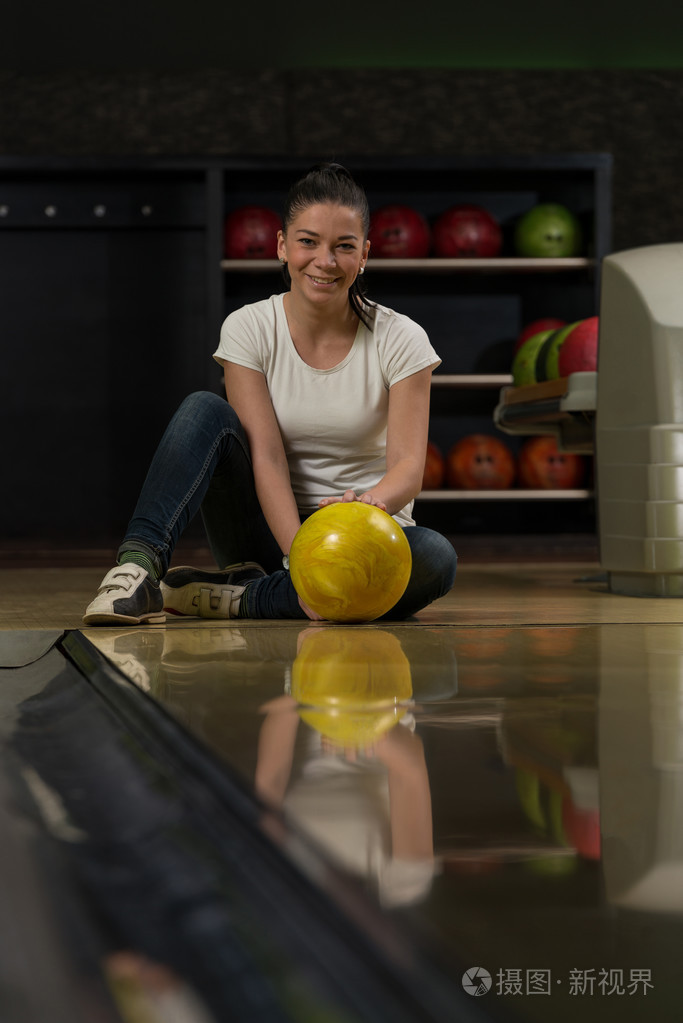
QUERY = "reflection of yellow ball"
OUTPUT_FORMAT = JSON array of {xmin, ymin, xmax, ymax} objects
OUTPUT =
[
  {"xmin": 289, "ymin": 503, "xmax": 412, "ymax": 622},
  {"xmin": 292, "ymin": 629, "xmax": 413, "ymax": 747}
]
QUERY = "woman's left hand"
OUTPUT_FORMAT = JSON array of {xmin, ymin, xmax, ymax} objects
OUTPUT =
[{"xmin": 318, "ymin": 489, "xmax": 387, "ymax": 511}]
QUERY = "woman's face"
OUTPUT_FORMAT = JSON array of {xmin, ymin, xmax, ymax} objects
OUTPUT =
[{"xmin": 277, "ymin": 203, "xmax": 370, "ymax": 309}]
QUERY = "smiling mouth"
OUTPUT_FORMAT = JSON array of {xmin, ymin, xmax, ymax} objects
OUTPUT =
[{"xmin": 307, "ymin": 275, "xmax": 339, "ymax": 286}]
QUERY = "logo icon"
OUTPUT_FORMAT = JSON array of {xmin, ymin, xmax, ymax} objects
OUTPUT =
[{"xmin": 462, "ymin": 967, "xmax": 493, "ymax": 996}]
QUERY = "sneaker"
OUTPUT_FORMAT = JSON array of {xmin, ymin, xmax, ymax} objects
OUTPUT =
[
  {"xmin": 160, "ymin": 562, "xmax": 266, "ymax": 619},
  {"xmin": 83, "ymin": 565, "xmax": 166, "ymax": 626},
  {"xmin": 86, "ymin": 629, "xmax": 166, "ymax": 690}
]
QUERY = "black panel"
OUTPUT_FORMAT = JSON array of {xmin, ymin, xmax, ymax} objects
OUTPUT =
[{"xmin": 1, "ymin": 223, "xmax": 211, "ymax": 540}]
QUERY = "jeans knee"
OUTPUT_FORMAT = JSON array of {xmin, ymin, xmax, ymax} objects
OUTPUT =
[
  {"xmin": 178, "ymin": 390, "xmax": 230, "ymax": 420},
  {"xmin": 407, "ymin": 527, "xmax": 457, "ymax": 596},
  {"xmin": 441, "ymin": 537, "xmax": 458, "ymax": 588},
  {"xmin": 174, "ymin": 391, "xmax": 242, "ymax": 436},
  {"xmin": 430, "ymin": 535, "xmax": 457, "ymax": 596}
]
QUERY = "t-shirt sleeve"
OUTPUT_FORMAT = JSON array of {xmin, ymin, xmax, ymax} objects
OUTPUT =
[
  {"xmin": 213, "ymin": 303, "xmax": 269, "ymax": 373},
  {"xmin": 377, "ymin": 309, "xmax": 441, "ymax": 388}
]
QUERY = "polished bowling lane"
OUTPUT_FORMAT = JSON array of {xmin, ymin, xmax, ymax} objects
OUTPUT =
[
  {"xmin": 82, "ymin": 616, "xmax": 683, "ymax": 1022},
  {"xmin": 3, "ymin": 557, "xmax": 683, "ymax": 1021}
]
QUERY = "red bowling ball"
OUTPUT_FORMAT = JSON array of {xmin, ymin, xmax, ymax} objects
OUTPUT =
[
  {"xmin": 368, "ymin": 205, "xmax": 431, "ymax": 258},
  {"xmin": 557, "ymin": 316, "xmax": 600, "ymax": 376},
  {"xmin": 224, "ymin": 205, "xmax": 282, "ymax": 259},
  {"xmin": 432, "ymin": 204, "xmax": 503, "ymax": 258}
]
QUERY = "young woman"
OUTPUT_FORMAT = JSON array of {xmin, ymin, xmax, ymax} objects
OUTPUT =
[{"xmin": 84, "ymin": 163, "xmax": 457, "ymax": 625}]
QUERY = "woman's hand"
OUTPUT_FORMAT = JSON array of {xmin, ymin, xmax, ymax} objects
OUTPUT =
[
  {"xmin": 318, "ymin": 489, "xmax": 387, "ymax": 511},
  {"xmin": 298, "ymin": 595, "xmax": 326, "ymax": 621}
]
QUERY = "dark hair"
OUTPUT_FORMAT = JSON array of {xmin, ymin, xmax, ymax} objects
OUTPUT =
[{"xmin": 281, "ymin": 162, "xmax": 376, "ymax": 329}]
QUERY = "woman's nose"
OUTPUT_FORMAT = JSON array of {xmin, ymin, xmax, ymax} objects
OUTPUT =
[{"xmin": 316, "ymin": 248, "xmax": 336, "ymax": 267}]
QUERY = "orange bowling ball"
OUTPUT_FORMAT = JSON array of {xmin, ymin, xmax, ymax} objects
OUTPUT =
[
  {"xmin": 447, "ymin": 434, "xmax": 516, "ymax": 489},
  {"xmin": 517, "ymin": 436, "xmax": 585, "ymax": 489},
  {"xmin": 289, "ymin": 502, "xmax": 412, "ymax": 622},
  {"xmin": 422, "ymin": 441, "xmax": 446, "ymax": 489}
]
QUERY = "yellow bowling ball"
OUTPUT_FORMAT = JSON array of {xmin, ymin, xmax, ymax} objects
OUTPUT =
[
  {"xmin": 289, "ymin": 502, "xmax": 412, "ymax": 622},
  {"xmin": 292, "ymin": 629, "xmax": 413, "ymax": 747}
]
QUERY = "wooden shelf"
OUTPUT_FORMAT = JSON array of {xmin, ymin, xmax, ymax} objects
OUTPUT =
[
  {"xmin": 432, "ymin": 374, "xmax": 512, "ymax": 388},
  {"xmin": 364, "ymin": 258, "xmax": 595, "ymax": 273},
  {"xmin": 418, "ymin": 489, "xmax": 593, "ymax": 500},
  {"xmin": 221, "ymin": 257, "xmax": 595, "ymax": 273},
  {"xmin": 498, "ymin": 375, "xmax": 596, "ymax": 408}
]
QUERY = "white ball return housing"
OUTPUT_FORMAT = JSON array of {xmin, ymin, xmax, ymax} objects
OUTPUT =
[
  {"xmin": 597, "ymin": 243, "xmax": 683, "ymax": 596},
  {"xmin": 495, "ymin": 242, "xmax": 683, "ymax": 597}
]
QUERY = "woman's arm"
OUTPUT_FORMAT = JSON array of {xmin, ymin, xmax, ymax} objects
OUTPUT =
[
  {"xmin": 225, "ymin": 361, "xmax": 326, "ymax": 620},
  {"xmin": 254, "ymin": 695, "xmax": 300, "ymax": 807},
  {"xmin": 319, "ymin": 365, "xmax": 435, "ymax": 515},
  {"xmin": 374, "ymin": 726, "xmax": 434, "ymax": 862},
  {"xmin": 224, "ymin": 362, "xmax": 302, "ymax": 555}
]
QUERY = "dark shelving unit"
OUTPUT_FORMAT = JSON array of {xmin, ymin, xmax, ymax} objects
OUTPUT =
[{"xmin": 1, "ymin": 154, "xmax": 611, "ymax": 543}]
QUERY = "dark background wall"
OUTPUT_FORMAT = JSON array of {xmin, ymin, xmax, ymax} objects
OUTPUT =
[
  {"xmin": 2, "ymin": 0, "xmax": 683, "ymax": 254},
  {"xmin": 2, "ymin": 67, "xmax": 682, "ymax": 253}
]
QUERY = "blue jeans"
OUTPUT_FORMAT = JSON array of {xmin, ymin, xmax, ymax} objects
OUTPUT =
[{"xmin": 119, "ymin": 392, "xmax": 457, "ymax": 620}]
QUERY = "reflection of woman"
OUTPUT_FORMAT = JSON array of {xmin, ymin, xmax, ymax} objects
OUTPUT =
[
  {"xmin": 84, "ymin": 162, "xmax": 457, "ymax": 626},
  {"xmin": 255, "ymin": 629, "xmax": 436, "ymax": 907}
]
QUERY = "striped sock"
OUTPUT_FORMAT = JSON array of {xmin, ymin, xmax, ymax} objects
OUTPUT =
[
  {"xmin": 118, "ymin": 551, "xmax": 159, "ymax": 582},
  {"xmin": 236, "ymin": 582, "xmax": 255, "ymax": 618}
]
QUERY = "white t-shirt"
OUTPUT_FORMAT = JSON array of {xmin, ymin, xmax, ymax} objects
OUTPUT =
[
  {"xmin": 213, "ymin": 293, "xmax": 440, "ymax": 527},
  {"xmin": 283, "ymin": 738, "xmax": 437, "ymax": 908}
]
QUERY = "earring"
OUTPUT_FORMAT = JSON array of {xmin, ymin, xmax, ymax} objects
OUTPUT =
[
  {"xmin": 359, "ymin": 266, "xmax": 365, "ymax": 274},
  {"xmin": 279, "ymin": 256, "xmax": 286, "ymax": 264}
]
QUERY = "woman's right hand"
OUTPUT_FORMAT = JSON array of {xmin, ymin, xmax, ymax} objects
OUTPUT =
[{"xmin": 318, "ymin": 489, "xmax": 387, "ymax": 512}]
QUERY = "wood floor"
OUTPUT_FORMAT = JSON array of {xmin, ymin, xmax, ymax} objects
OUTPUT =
[{"xmin": 2, "ymin": 544, "xmax": 682, "ymax": 631}]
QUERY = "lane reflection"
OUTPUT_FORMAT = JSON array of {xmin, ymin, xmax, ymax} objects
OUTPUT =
[
  {"xmin": 84, "ymin": 624, "xmax": 604, "ymax": 885},
  {"xmin": 85, "ymin": 621, "xmax": 683, "ymax": 1018},
  {"xmin": 257, "ymin": 628, "xmax": 436, "ymax": 908},
  {"xmin": 87, "ymin": 625, "xmax": 458, "ymax": 908},
  {"xmin": 599, "ymin": 625, "xmax": 683, "ymax": 915}
]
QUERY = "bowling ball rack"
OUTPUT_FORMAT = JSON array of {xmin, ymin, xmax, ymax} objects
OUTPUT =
[{"xmin": 494, "ymin": 371, "xmax": 597, "ymax": 455}]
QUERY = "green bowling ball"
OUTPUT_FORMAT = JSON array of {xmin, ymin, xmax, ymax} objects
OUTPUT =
[
  {"xmin": 535, "ymin": 322, "xmax": 580, "ymax": 382},
  {"xmin": 512, "ymin": 329, "xmax": 554, "ymax": 387},
  {"xmin": 514, "ymin": 203, "xmax": 582, "ymax": 258}
]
